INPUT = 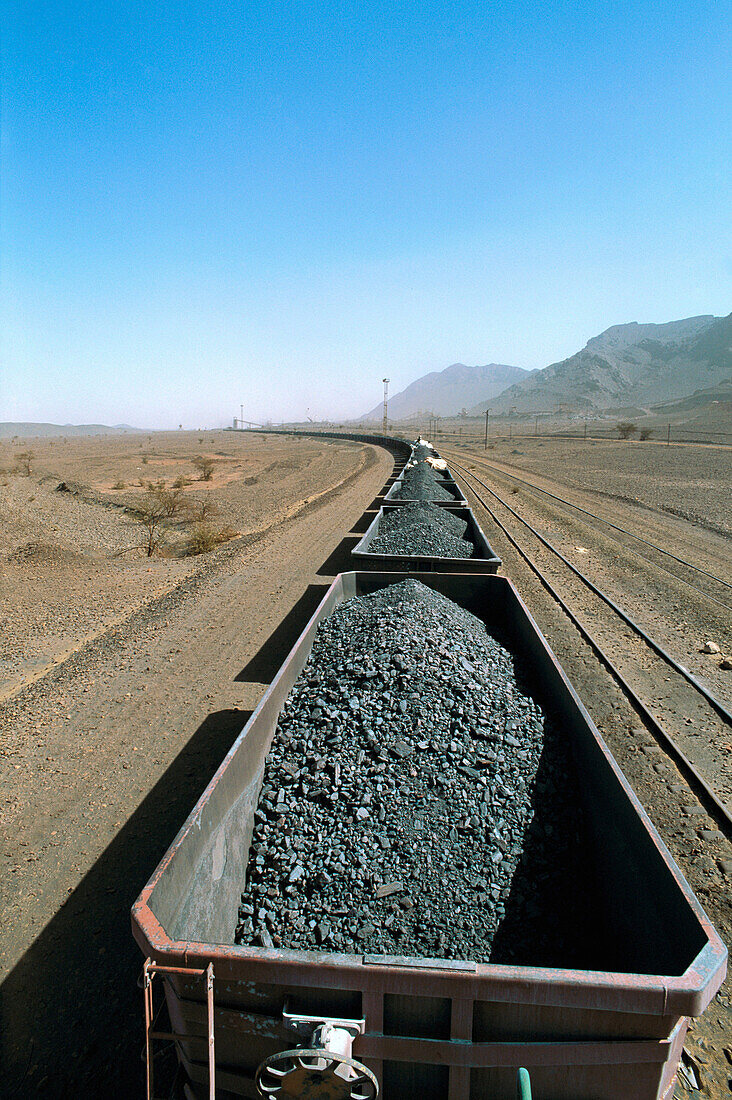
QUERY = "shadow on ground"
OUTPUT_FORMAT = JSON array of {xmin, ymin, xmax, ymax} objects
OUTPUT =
[
  {"xmin": 234, "ymin": 584, "xmax": 329, "ymax": 683},
  {"xmin": 315, "ymin": 535, "xmax": 360, "ymax": 577},
  {"xmin": 0, "ymin": 708, "xmax": 252, "ymax": 1100},
  {"xmin": 350, "ymin": 509, "xmax": 378, "ymax": 535}
]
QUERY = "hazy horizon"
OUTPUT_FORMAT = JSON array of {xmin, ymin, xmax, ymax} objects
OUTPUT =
[{"xmin": 3, "ymin": 2, "xmax": 730, "ymax": 429}]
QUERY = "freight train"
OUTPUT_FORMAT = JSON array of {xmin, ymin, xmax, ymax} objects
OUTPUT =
[{"xmin": 132, "ymin": 434, "xmax": 726, "ymax": 1100}]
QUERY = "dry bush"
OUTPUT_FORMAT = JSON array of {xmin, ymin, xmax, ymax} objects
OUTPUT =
[
  {"xmin": 187, "ymin": 523, "xmax": 237, "ymax": 556},
  {"xmin": 141, "ymin": 455, "xmax": 149, "ymax": 465},
  {"xmin": 190, "ymin": 497, "xmax": 220, "ymax": 523},
  {"xmin": 172, "ymin": 475, "xmax": 190, "ymax": 489},
  {"xmin": 192, "ymin": 455, "xmax": 215, "ymax": 481},
  {"xmin": 617, "ymin": 421, "xmax": 637, "ymax": 439},
  {"xmin": 640, "ymin": 428, "xmax": 653, "ymax": 441},
  {"xmin": 15, "ymin": 450, "xmax": 35, "ymax": 476},
  {"xmin": 187, "ymin": 523, "xmax": 218, "ymax": 555},
  {"xmin": 147, "ymin": 482, "xmax": 188, "ymax": 519},
  {"xmin": 113, "ymin": 479, "xmax": 126, "ymax": 490},
  {"xmin": 244, "ymin": 475, "xmax": 259, "ymax": 485},
  {"xmin": 119, "ymin": 491, "xmax": 170, "ymax": 557}
]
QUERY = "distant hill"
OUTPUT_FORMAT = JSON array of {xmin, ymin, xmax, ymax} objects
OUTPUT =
[
  {"xmin": 0, "ymin": 422, "xmax": 143, "ymax": 439},
  {"xmin": 360, "ymin": 363, "xmax": 530, "ymax": 421},
  {"xmin": 468, "ymin": 314, "xmax": 730, "ymax": 415},
  {"xmin": 651, "ymin": 376, "xmax": 732, "ymax": 414}
]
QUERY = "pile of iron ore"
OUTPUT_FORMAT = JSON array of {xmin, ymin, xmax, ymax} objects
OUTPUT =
[
  {"xmin": 392, "ymin": 463, "xmax": 456, "ymax": 501},
  {"xmin": 368, "ymin": 501, "xmax": 472, "ymax": 559},
  {"xmin": 234, "ymin": 579, "xmax": 585, "ymax": 963}
]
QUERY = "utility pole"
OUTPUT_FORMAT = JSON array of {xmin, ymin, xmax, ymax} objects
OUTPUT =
[
  {"xmin": 382, "ymin": 378, "xmax": 389, "ymax": 433},
  {"xmin": 584, "ymin": 420, "xmax": 587, "ymax": 440},
  {"xmin": 484, "ymin": 409, "xmax": 491, "ymax": 449},
  {"xmin": 535, "ymin": 415, "xmax": 538, "ymax": 437},
  {"xmin": 240, "ymin": 404, "xmax": 244, "ymax": 430},
  {"xmin": 667, "ymin": 423, "xmax": 671, "ymax": 446}
]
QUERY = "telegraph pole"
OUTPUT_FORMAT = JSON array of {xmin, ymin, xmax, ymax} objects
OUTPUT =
[
  {"xmin": 382, "ymin": 378, "xmax": 389, "ymax": 433},
  {"xmin": 240, "ymin": 404, "xmax": 244, "ymax": 430},
  {"xmin": 484, "ymin": 409, "xmax": 491, "ymax": 449}
]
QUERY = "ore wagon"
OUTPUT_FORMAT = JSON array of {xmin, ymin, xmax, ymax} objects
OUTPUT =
[
  {"xmin": 132, "ymin": 571, "xmax": 725, "ymax": 1100},
  {"xmin": 352, "ymin": 505, "xmax": 501, "ymax": 573},
  {"xmin": 383, "ymin": 475, "xmax": 467, "ymax": 506}
]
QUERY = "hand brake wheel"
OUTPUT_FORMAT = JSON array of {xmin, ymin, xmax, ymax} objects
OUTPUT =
[{"xmin": 255, "ymin": 1019, "xmax": 379, "ymax": 1100}]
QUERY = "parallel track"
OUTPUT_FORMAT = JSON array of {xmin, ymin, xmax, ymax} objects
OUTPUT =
[
  {"xmin": 447, "ymin": 457, "xmax": 732, "ymax": 834},
  {"xmin": 447, "ymin": 451, "xmax": 732, "ymax": 605}
]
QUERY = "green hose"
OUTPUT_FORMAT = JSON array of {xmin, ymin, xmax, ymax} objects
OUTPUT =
[{"xmin": 517, "ymin": 1067, "xmax": 532, "ymax": 1099}]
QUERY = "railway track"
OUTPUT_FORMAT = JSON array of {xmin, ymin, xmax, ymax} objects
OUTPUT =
[
  {"xmin": 447, "ymin": 451, "xmax": 732, "ymax": 603},
  {"xmin": 446, "ymin": 454, "xmax": 732, "ymax": 834}
]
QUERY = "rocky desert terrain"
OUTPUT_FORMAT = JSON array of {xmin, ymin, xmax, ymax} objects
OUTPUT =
[{"xmin": 0, "ymin": 430, "xmax": 372, "ymax": 698}]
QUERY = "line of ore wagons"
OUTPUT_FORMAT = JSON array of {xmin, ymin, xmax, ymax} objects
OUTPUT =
[{"xmin": 132, "ymin": 432, "xmax": 726, "ymax": 1100}]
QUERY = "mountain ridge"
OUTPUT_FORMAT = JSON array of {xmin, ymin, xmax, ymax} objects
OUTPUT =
[
  {"xmin": 360, "ymin": 362, "xmax": 530, "ymax": 421},
  {"xmin": 0, "ymin": 422, "xmax": 144, "ymax": 439},
  {"xmin": 468, "ymin": 314, "xmax": 730, "ymax": 415}
]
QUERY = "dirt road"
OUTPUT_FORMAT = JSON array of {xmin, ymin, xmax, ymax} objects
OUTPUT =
[{"xmin": 0, "ymin": 439, "xmax": 391, "ymax": 1098}]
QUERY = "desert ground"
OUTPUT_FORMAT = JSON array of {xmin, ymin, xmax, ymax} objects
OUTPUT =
[{"xmin": 1, "ymin": 428, "xmax": 730, "ymax": 1097}]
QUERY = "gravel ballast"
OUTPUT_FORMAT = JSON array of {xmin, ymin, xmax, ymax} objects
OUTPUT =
[
  {"xmin": 234, "ymin": 579, "xmax": 585, "ymax": 963},
  {"xmin": 369, "ymin": 502, "xmax": 472, "ymax": 558},
  {"xmin": 393, "ymin": 463, "xmax": 456, "ymax": 501}
]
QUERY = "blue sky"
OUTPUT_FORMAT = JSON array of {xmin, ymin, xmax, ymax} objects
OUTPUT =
[{"xmin": 2, "ymin": 1, "xmax": 730, "ymax": 427}]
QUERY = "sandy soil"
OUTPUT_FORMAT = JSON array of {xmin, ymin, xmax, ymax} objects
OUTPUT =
[{"xmin": 0, "ymin": 430, "xmax": 367, "ymax": 697}]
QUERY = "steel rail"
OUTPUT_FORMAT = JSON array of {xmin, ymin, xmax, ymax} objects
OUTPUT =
[
  {"xmin": 449, "ymin": 463, "xmax": 732, "ymax": 834},
  {"xmin": 450, "ymin": 460, "xmax": 732, "ymax": 727},
  {"xmin": 444, "ymin": 449, "xmax": 732, "ymax": 597}
]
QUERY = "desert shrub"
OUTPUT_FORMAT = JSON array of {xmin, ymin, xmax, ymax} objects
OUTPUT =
[
  {"xmin": 119, "ymin": 490, "xmax": 169, "ymax": 557},
  {"xmin": 172, "ymin": 475, "xmax": 190, "ymax": 489},
  {"xmin": 190, "ymin": 498, "xmax": 219, "ymax": 522},
  {"xmin": 244, "ymin": 475, "xmax": 258, "ymax": 485},
  {"xmin": 188, "ymin": 523, "xmax": 218, "ymax": 555},
  {"xmin": 617, "ymin": 422, "xmax": 637, "ymax": 439},
  {"xmin": 192, "ymin": 455, "xmax": 215, "ymax": 481},
  {"xmin": 141, "ymin": 455, "xmax": 149, "ymax": 465},
  {"xmin": 15, "ymin": 450, "xmax": 35, "ymax": 476},
  {"xmin": 147, "ymin": 483, "xmax": 188, "ymax": 518},
  {"xmin": 640, "ymin": 428, "xmax": 653, "ymax": 441},
  {"xmin": 113, "ymin": 479, "xmax": 126, "ymax": 490},
  {"xmin": 187, "ymin": 523, "xmax": 237, "ymax": 556}
]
